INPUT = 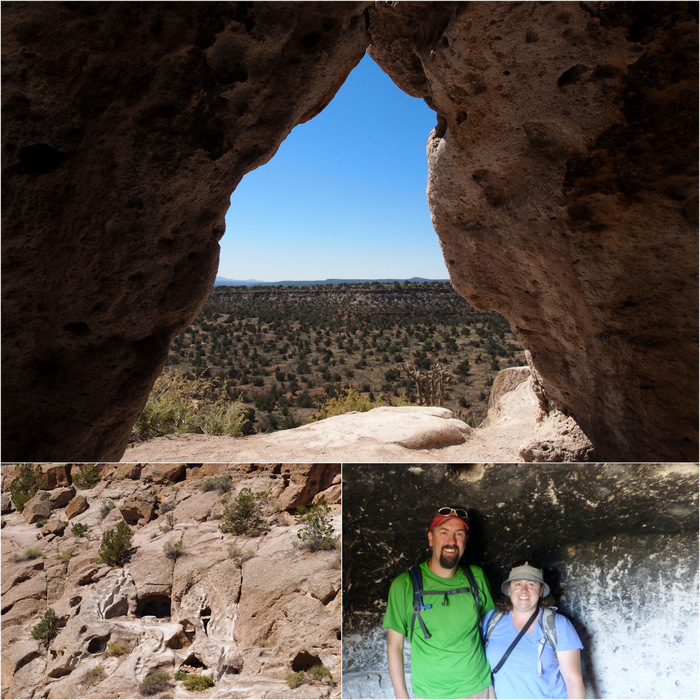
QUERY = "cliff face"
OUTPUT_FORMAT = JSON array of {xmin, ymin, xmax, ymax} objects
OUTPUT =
[
  {"xmin": 368, "ymin": 2, "xmax": 699, "ymax": 460},
  {"xmin": 342, "ymin": 463, "xmax": 699, "ymax": 699},
  {"xmin": 2, "ymin": 2, "xmax": 697, "ymax": 461},
  {"xmin": 1, "ymin": 464, "xmax": 341, "ymax": 699}
]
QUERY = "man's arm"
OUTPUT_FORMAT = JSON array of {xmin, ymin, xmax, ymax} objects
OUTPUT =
[
  {"xmin": 557, "ymin": 649, "xmax": 585, "ymax": 699},
  {"xmin": 387, "ymin": 628, "xmax": 410, "ymax": 699}
]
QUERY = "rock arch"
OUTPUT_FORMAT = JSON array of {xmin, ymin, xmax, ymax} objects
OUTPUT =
[{"xmin": 1, "ymin": 2, "xmax": 697, "ymax": 461}]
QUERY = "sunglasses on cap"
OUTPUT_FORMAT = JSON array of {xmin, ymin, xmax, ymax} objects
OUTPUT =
[
  {"xmin": 511, "ymin": 558, "xmax": 542, "ymax": 569},
  {"xmin": 437, "ymin": 506, "xmax": 468, "ymax": 520}
]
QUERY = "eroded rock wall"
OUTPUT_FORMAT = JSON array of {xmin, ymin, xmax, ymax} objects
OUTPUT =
[
  {"xmin": 1, "ymin": 463, "xmax": 341, "ymax": 699},
  {"xmin": 368, "ymin": 2, "xmax": 699, "ymax": 460},
  {"xmin": 342, "ymin": 463, "xmax": 699, "ymax": 699},
  {"xmin": 1, "ymin": 1, "xmax": 369, "ymax": 461},
  {"xmin": 2, "ymin": 2, "xmax": 697, "ymax": 462}
]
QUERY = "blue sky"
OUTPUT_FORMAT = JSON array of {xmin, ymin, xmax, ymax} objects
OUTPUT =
[{"xmin": 219, "ymin": 53, "xmax": 448, "ymax": 281}]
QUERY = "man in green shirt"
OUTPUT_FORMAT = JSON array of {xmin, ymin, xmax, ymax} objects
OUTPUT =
[{"xmin": 383, "ymin": 507, "xmax": 495, "ymax": 699}]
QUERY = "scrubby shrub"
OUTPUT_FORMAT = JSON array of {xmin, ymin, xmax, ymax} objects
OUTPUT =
[
  {"xmin": 98, "ymin": 521, "xmax": 133, "ymax": 566},
  {"xmin": 139, "ymin": 671, "xmax": 172, "ymax": 696},
  {"xmin": 163, "ymin": 539, "xmax": 185, "ymax": 561},
  {"xmin": 228, "ymin": 546, "xmax": 255, "ymax": 568},
  {"xmin": 174, "ymin": 670, "xmax": 189, "ymax": 682},
  {"xmin": 72, "ymin": 463, "xmax": 100, "ymax": 489},
  {"xmin": 31, "ymin": 608, "xmax": 58, "ymax": 643},
  {"xmin": 182, "ymin": 674, "xmax": 215, "ymax": 691},
  {"xmin": 25, "ymin": 547, "xmax": 44, "ymax": 560},
  {"xmin": 100, "ymin": 500, "xmax": 116, "ymax": 519},
  {"xmin": 285, "ymin": 671, "xmax": 305, "ymax": 689},
  {"xmin": 60, "ymin": 546, "xmax": 77, "ymax": 563},
  {"xmin": 311, "ymin": 388, "xmax": 407, "ymax": 421},
  {"xmin": 159, "ymin": 512, "xmax": 175, "ymax": 533},
  {"xmin": 10, "ymin": 464, "xmax": 46, "ymax": 513},
  {"xmin": 84, "ymin": 664, "xmax": 105, "ymax": 686},
  {"xmin": 219, "ymin": 488, "xmax": 269, "ymax": 536},
  {"xmin": 71, "ymin": 522, "xmax": 89, "ymax": 538},
  {"xmin": 35, "ymin": 519, "xmax": 47, "ymax": 529},
  {"xmin": 306, "ymin": 665, "xmax": 334, "ymax": 684},
  {"xmin": 297, "ymin": 500, "xmax": 336, "ymax": 552},
  {"xmin": 134, "ymin": 369, "xmax": 254, "ymax": 439},
  {"xmin": 103, "ymin": 640, "xmax": 129, "ymax": 658},
  {"xmin": 200, "ymin": 475, "xmax": 232, "ymax": 494}
]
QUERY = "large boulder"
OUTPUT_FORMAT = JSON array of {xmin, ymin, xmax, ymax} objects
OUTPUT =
[{"xmin": 368, "ymin": 1, "xmax": 698, "ymax": 460}]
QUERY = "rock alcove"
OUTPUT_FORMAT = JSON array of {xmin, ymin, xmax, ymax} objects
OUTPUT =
[
  {"xmin": 2, "ymin": 2, "xmax": 697, "ymax": 461},
  {"xmin": 342, "ymin": 463, "xmax": 699, "ymax": 699}
]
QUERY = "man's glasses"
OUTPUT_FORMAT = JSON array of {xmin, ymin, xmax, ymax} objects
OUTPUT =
[{"xmin": 437, "ymin": 506, "xmax": 468, "ymax": 519}]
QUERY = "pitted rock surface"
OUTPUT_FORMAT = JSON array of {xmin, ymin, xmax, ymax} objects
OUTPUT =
[
  {"xmin": 2, "ymin": 2, "xmax": 697, "ymax": 461},
  {"xmin": 1, "ymin": 464, "xmax": 340, "ymax": 699}
]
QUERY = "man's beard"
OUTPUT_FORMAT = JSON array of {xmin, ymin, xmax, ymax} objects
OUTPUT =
[{"xmin": 439, "ymin": 547, "xmax": 460, "ymax": 569}]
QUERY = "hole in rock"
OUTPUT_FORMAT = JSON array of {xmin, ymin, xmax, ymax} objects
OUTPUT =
[
  {"xmin": 87, "ymin": 635, "xmax": 109, "ymax": 654},
  {"xmin": 182, "ymin": 620, "xmax": 196, "ymax": 641},
  {"xmin": 292, "ymin": 651, "xmax": 323, "ymax": 672},
  {"xmin": 19, "ymin": 143, "xmax": 66, "ymax": 173},
  {"xmin": 136, "ymin": 594, "xmax": 171, "ymax": 618},
  {"xmin": 166, "ymin": 629, "xmax": 191, "ymax": 649},
  {"xmin": 201, "ymin": 606, "xmax": 211, "ymax": 634},
  {"xmin": 182, "ymin": 654, "xmax": 207, "ymax": 670}
]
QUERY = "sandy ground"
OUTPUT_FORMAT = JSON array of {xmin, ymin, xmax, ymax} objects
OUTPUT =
[{"xmin": 122, "ymin": 376, "xmax": 539, "ymax": 463}]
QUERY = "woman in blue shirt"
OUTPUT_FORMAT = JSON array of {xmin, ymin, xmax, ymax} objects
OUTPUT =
[{"xmin": 482, "ymin": 561, "xmax": 585, "ymax": 699}]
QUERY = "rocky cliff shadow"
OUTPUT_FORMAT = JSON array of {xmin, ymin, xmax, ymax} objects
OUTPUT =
[{"xmin": 2, "ymin": 2, "xmax": 697, "ymax": 461}]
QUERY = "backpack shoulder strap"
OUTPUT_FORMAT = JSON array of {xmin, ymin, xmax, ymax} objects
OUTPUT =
[
  {"xmin": 484, "ymin": 609, "xmax": 504, "ymax": 647},
  {"xmin": 408, "ymin": 565, "xmax": 432, "ymax": 641},
  {"xmin": 536, "ymin": 607, "xmax": 558, "ymax": 676},
  {"xmin": 462, "ymin": 563, "xmax": 482, "ymax": 614}
]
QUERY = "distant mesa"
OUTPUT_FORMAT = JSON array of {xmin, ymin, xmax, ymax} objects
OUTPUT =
[{"xmin": 213, "ymin": 276, "xmax": 450, "ymax": 287}]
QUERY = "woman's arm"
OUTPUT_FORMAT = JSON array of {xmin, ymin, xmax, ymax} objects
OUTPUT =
[
  {"xmin": 387, "ymin": 628, "xmax": 410, "ymax": 699},
  {"xmin": 557, "ymin": 648, "xmax": 585, "ymax": 699}
]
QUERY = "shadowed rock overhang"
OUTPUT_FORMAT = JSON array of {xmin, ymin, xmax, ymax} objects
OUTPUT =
[{"xmin": 1, "ymin": 2, "xmax": 697, "ymax": 461}]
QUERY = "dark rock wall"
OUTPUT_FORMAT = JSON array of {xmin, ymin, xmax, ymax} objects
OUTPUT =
[
  {"xmin": 342, "ymin": 464, "xmax": 699, "ymax": 698},
  {"xmin": 368, "ymin": 2, "xmax": 698, "ymax": 461},
  {"xmin": 2, "ymin": 2, "xmax": 697, "ymax": 461},
  {"xmin": 1, "ymin": 1, "xmax": 369, "ymax": 460}
]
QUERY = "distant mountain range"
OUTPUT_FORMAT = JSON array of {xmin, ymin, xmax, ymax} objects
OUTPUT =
[{"xmin": 214, "ymin": 276, "xmax": 450, "ymax": 287}]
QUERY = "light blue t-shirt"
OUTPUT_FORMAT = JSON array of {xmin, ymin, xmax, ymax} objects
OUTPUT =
[{"xmin": 482, "ymin": 609, "xmax": 583, "ymax": 699}]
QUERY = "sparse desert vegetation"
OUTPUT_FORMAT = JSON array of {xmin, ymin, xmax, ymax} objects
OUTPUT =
[{"xmin": 133, "ymin": 282, "xmax": 526, "ymax": 440}]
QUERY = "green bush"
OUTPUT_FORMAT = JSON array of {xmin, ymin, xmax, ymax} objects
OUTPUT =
[
  {"xmin": 25, "ymin": 547, "xmax": 44, "ymax": 560},
  {"xmin": 297, "ymin": 500, "xmax": 336, "ymax": 552},
  {"xmin": 98, "ymin": 521, "xmax": 133, "ymax": 566},
  {"xmin": 72, "ymin": 463, "xmax": 100, "ymax": 489},
  {"xmin": 134, "ymin": 369, "xmax": 254, "ymax": 439},
  {"xmin": 100, "ymin": 500, "xmax": 116, "ymax": 519},
  {"xmin": 228, "ymin": 546, "xmax": 255, "ymax": 568},
  {"xmin": 103, "ymin": 640, "xmax": 129, "ymax": 658},
  {"xmin": 163, "ymin": 539, "xmax": 185, "ymax": 561},
  {"xmin": 174, "ymin": 670, "xmax": 189, "ymax": 681},
  {"xmin": 200, "ymin": 475, "xmax": 232, "ymax": 493},
  {"xmin": 10, "ymin": 464, "xmax": 46, "ymax": 512},
  {"xmin": 60, "ymin": 546, "xmax": 77, "ymax": 563},
  {"xmin": 285, "ymin": 671, "xmax": 305, "ymax": 689},
  {"xmin": 311, "ymin": 388, "xmax": 408, "ymax": 421},
  {"xmin": 182, "ymin": 674, "xmax": 215, "ymax": 691},
  {"xmin": 84, "ymin": 664, "xmax": 105, "ymax": 686},
  {"xmin": 306, "ymin": 665, "xmax": 334, "ymax": 684},
  {"xmin": 139, "ymin": 671, "xmax": 172, "ymax": 696},
  {"xmin": 71, "ymin": 522, "xmax": 89, "ymax": 538},
  {"xmin": 159, "ymin": 512, "xmax": 175, "ymax": 533},
  {"xmin": 31, "ymin": 608, "xmax": 58, "ymax": 643},
  {"xmin": 219, "ymin": 488, "xmax": 269, "ymax": 536}
]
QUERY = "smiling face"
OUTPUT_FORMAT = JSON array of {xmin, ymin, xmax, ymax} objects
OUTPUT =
[
  {"xmin": 508, "ymin": 579, "xmax": 544, "ymax": 614},
  {"xmin": 428, "ymin": 517, "xmax": 468, "ymax": 573}
]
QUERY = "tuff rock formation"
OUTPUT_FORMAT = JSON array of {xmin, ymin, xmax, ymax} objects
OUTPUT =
[
  {"xmin": 2, "ymin": 2, "xmax": 697, "ymax": 462},
  {"xmin": 1, "ymin": 463, "xmax": 341, "ymax": 699},
  {"xmin": 342, "ymin": 463, "xmax": 699, "ymax": 699},
  {"xmin": 121, "ymin": 366, "xmax": 593, "ymax": 463}
]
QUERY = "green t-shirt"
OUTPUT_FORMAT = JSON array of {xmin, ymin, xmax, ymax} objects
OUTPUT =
[{"xmin": 383, "ymin": 561, "xmax": 495, "ymax": 699}]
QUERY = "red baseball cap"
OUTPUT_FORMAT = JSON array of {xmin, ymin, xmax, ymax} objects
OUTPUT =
[{"xmin": 429, "ymin": 507, "xmax": 469, "ymax": 532}]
